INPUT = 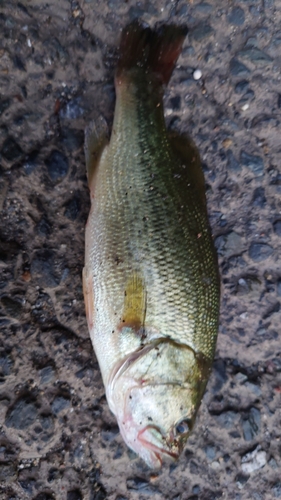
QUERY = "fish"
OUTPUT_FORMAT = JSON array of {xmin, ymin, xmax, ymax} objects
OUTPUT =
[{"xmin": 83, "ymin": 20, "xmax": 220, "ymax": 468}]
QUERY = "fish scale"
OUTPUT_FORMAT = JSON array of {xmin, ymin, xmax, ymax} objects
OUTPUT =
[{"xmin": 83, "ymin": 20, "xmax": 220, "ymax": 468}]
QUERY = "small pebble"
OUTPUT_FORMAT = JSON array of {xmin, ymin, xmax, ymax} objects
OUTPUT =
[
  {"xmin": 242, "ymin": 407, "xmax": 261, "ymax": 441},
  {"xmin": 210, "ymin": 460, "xmax": 220, "ymax": 470},
  {"xmin": 229, "ymin": 58, "xmax": 250, "ymax": 76},
  {"xmin": 193, "ymin": 69, "xmax": 202, "ymax": 80},
  {"xmin": 248, "ymin": 242, "xmax": 273, "ymax": 262},
  {"xmin": 241, "ymin": 447, "xmax": 266, "ymax": 474},
  {"xmin": 238, "ymin": 47, "xmax": 273, "ymax": 63},
  {"xmin": 222, "ymin": 138, "xmax": 232, "ymax": 148},
  {"xmin": 227, "ymin": 7, "xmax": 245, "ymax": 26},
  {"xmin": 45, "ymin": 150, "xmax": 69, "ymax": 181},
  {"xmin": 191, "ymin": 23, "xmax": 214, "ymax": 41},
  {"xmin": 240, "ymin": 151, "xmax": 264, "ymax": 176}
]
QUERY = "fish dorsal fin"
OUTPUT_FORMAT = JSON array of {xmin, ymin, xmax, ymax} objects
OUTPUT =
[
  {"xmin": 168, "ymin": 131, "xmax": 207, "ymax": 206},
  {"xmin": 119, "ymin": 272, "xmax": 147, "ymax": 333},
  {"xmin": 84, "ymin": 116, "xmax": 109, "ymax": 194}
]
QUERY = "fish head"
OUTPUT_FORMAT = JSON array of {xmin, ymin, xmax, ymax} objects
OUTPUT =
[{"xmin": 107, "ymin": 339, "xmax": 210, "ymax": 468}]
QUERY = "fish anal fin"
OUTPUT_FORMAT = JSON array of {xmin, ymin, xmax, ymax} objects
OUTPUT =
[
  {"xmin": 84, "ymin": 116, "xmax": 109, "ymax": 195},
  {"xmin": 119, "ymin": 272, "xmax": 146, "ymax": 334},
  {"xmin": 168, "ymin": 131, "xmax": 206, "ymax": 205},
  {"xmin": 83, "ymin": 267, "xmax": 95, "ymax": 331}
]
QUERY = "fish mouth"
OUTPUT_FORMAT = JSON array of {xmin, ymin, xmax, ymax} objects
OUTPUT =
[{"xmin": 137, "ymin": 425, "xmax": 180, "ymax": 468}]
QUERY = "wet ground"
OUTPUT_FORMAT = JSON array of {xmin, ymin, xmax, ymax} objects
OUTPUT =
[{"xmin": 1, "ymin": 0, "xmax": 281, "ymax": 498}]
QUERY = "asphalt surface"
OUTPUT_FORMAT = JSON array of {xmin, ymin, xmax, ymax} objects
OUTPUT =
[{"xmin": 0, "ymin": 0, "xmax": 281, "ymax": 499}]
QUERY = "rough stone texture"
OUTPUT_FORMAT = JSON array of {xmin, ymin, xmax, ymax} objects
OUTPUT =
[{"xmin": 1, "ymin": 0, "xmax": 281, "ymax": 499}]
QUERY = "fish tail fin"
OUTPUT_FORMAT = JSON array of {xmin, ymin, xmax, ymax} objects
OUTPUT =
[{"xmin": 117, "ymin": 20, "xmax": 188, "ymax": 85}]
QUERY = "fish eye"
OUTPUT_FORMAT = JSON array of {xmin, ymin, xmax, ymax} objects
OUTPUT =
[{"xmin": 175, "ymin": 418, "xmax": 192, "ymax": 435}]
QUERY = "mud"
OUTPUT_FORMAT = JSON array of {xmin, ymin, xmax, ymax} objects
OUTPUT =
[{"xmin": 0, "ymin": 0, "xmax": 281, "ymax": 499}]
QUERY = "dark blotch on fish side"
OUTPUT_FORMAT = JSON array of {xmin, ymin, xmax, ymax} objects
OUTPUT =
[
  {"xmin": 45, "ymin": 149, "xmax": 69, "ymax": 181},
  {"xmin": 240, "ymin": 151, "xmax": 264, "ymax": 176},
  {"xmin": 227, "ymin": 7, "xmax": 245, "ymax": 26},
  {"xmin": 248, "ymin": 242, "xmax": 273, "ymax": 262}
]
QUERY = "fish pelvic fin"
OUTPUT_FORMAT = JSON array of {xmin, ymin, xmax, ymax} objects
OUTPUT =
[
  {"xmin": 84, "ymin": 116, "xmax": 109, "ymax": 194},
  {"xmin": 117, "ymin": 20, "xmax": 188, "ymax": 85},
  {"xmin": 119, "ymin": 272, "xmax": 147, "ymax": 334}
]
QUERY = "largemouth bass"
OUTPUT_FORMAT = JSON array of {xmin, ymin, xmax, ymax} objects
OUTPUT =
[{"xmin": 83, "ymin": 20, "xmax": 220, "ymax": 468}]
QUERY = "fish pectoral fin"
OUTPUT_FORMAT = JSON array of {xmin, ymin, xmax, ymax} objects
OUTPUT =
[
  {"xmin": 84, "ymin": 116, "xmax": 109, "ymax": 194},
  {"xmin": 119, "ymin": 272, "xmax": 147, "ymax": 333},
  {"xmin": 82, "ymin": 267, "xmax": 95, "ymax": 330},
  {"xmin": 168, "ymin": 131, "xmax": 206, "ymax": 206}
]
